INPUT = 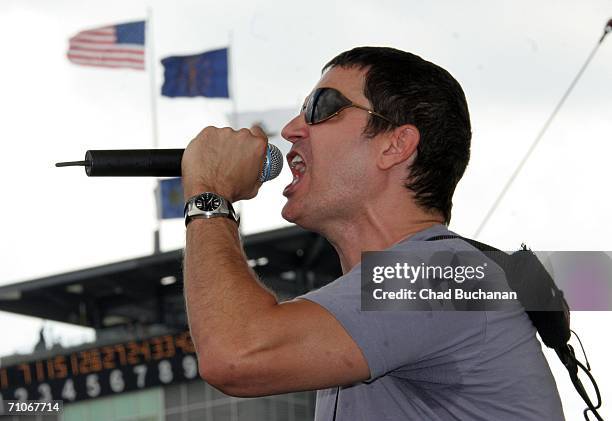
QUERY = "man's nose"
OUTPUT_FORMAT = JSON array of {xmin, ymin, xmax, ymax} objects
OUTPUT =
[{"xmin": 281, "ymin": 113, "xmax": 309, "ymax": 144}]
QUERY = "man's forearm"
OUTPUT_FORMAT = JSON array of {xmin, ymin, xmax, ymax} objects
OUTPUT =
[{"xmin": 184, "ymin": 218, "xmax": 278, "ymax": 363}]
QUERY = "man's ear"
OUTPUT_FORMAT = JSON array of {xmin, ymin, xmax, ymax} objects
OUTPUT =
[{"xmin": 377, "ymin": 124, "xmax": 420, "ymax": 170}]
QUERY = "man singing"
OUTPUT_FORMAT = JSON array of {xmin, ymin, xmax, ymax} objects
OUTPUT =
[{"xmin": 180, "ymin": 47, "xmax": 564, "ymax": 420}]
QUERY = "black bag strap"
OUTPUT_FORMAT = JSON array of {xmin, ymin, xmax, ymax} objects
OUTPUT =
[
  {"xmin": 427, "ymin": 234, "xmax": 569, "ymax": 345},
  {"xmin": 332, "ymin": 386, "xmax": 340, "ymax": 421},
  {"xmin": 426, "ymin": 235, "xmax": 604, "ymax": 420}
]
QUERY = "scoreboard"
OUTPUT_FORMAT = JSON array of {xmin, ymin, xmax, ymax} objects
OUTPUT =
[{"xmin": 0, "ymin": 331, "xmax": 198, "ymax": 405}]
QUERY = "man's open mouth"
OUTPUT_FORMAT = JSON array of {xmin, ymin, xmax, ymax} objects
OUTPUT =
[{"xmin": 284, "ymin": 152, "xmax": 307, "ymax": 195}]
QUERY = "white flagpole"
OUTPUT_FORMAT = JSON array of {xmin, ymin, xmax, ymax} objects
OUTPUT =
[
  {"xmin": 228, "ymin": 30, "xmax": 238, "ymax": 128},
  {"xmin": 227, "ymin": 31, "xmax": 243, "ymax": 233},
  {"xmin": 147, "ymin": 7, "xmax": 162, "ymax": 253}
]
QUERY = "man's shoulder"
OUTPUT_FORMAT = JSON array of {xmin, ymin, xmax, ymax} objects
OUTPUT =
[
  {"xmin": 392, "ymin": 225, "xmax": 509, "ymax": 277},
  {"xmin": 395, "ymin": 224, "xmax": 473, "ymax": 252}
]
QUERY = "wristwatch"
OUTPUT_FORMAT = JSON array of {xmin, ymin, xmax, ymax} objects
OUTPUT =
[{"xmin": 184, "ymin": 192, "xmax": 240, "ymax": 226}]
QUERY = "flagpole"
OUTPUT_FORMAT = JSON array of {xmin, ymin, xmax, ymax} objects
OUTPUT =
[
  {"xmin": 227, "ymin": 30, "xmax": 243, "ymax": 233},
  {"xmin": 147, "ymin": 7, "xmax": 162, "ymax": 253},
  {"xmin": 228, "ymin": 30, "xmax": 238, "ymax": 127}
]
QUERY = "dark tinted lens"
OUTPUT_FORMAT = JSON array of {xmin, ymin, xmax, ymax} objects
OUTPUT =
[{"xmin": 305, "ymin": 88, "xmax": 352, "ymax": 124}]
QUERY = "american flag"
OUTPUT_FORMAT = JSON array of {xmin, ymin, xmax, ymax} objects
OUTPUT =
[{"xmin": 67, "ymin": 21, "xmax": 145, "ymax": 70}]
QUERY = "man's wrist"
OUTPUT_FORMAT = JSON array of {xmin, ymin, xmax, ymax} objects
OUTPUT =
[
  {"xmin": 186, "ymin": 215, "xmax": 238, "ymax": 229},
  {"xmin": 183, "ymin": 184, "xmax": 231, "ymax": 201},
  {"xmin": 184, "ymin": 191, "xmax": 240, "ymax": 227}
]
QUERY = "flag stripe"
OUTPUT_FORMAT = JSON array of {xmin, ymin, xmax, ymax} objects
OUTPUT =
[
  {"xmin": 67, "ymin": 21, "xmax": 145, "ymax": 71},
  {"xmin": 67, "ymin": 52, "xmax": 145, "ymax": 63},
  {"xmin": 68, "ymin": 42, "xmax": 144, "ymax": 52},
  {"xmin": 69, "ymin": 37, "xmax": 116, "ymax": 44},
  {"xmin": 70, "ymin": 34, "xmax": 116, "ymax": 42},
  {"xmin": 68, "ymin": 57, "xmax": 145, "ymax": 69},
  {"xmin": 67, "ymin": 48, "xmax": 144, "ymax": 58}
]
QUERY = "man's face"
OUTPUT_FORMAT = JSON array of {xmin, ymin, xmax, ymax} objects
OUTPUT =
[{"xmin": 280, "ymin": 66, "xmax": 380, "ymax": 232}]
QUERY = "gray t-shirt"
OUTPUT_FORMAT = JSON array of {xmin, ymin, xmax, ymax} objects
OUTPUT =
[{"xmin": 299, "ymin": 224, "xmax": 564, "ymax": 421}]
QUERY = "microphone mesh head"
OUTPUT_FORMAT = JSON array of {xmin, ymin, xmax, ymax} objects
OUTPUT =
[{"xmin": 260, "ymin": 144, "xmax": 284, "ymax": 182}]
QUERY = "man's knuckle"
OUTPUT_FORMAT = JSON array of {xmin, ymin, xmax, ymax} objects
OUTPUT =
[
  {"xmin": 185, "ymin": 137, "xmax": 199, "ymax": 151},
  {"xmin": 200, "ymin": 126, "xmax": 216, "ymax": 136}
]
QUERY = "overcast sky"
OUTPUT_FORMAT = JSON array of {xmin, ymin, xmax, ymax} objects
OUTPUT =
[{"xmin": 1, "ymin": 0, "xmax": 611, "ymax": 417}]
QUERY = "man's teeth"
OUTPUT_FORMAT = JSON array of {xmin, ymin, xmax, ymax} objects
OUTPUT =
[
  {"xmin": 290, "ymin": 155, "xmax": 305, "ymax": 187},
  {"xmin": 290, "ymin": 155, "xmax": 306, "ymax": 173}
]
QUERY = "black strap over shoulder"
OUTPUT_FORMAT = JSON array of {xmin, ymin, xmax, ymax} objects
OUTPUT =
[
  {"xmin": 427, "ymin": 234, "xmax": 569, "ymax": 346},
  {"xmin": 426, "ymin": 235, "xmax": 603, "ymax": 421}
]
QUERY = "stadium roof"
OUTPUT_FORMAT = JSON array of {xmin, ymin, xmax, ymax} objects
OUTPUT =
[{"xmin": 0, "ymin": 226, "xmax": 341, "ymax": 330}]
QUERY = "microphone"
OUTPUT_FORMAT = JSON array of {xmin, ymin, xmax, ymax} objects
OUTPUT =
[{"xmin": 55, "ymin": 144, "xmax": 284, "ymax": 182}]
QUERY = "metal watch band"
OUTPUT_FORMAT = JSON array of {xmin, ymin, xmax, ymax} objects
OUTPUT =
[{"xmin": 184, "ymin": 193, "xmax": 240, "ymax": 227}]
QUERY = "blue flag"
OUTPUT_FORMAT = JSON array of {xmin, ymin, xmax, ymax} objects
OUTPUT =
[
  {"xmin": 160, "ymin": 178, "xmax": 184, "ymax": 219},
  {"xmin": 161, "ymin": 48, "xmax": 229, "ymax": 98}
]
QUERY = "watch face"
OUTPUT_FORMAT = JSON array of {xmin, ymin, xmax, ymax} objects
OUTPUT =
[{"xmin": 195, "ymin": 193, "xmax": 221, "ymax": 212}]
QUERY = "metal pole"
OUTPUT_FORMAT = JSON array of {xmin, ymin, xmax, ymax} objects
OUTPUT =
[
  {"xmin": 227, "ymin": 31, "xmax": 243, "ymax": 233},
  {"xmin": 147, "ymin": 7, "xmax": 163, "ymax": 253}
]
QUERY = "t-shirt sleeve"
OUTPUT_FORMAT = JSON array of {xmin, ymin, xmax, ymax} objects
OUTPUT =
[{"xmin": 297, "ymin": 266, "xmax": 488, "ymax": 381}]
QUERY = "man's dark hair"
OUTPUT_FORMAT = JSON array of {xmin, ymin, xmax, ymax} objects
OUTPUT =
[{"xmin": 323, "ymin": 47, "xmax": 471, "ymax": 223}]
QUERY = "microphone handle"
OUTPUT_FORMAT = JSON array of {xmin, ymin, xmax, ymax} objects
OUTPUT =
[
  {"xmin": 67, "ymin": 145, "xmax": 283, "ymax": 180},
  {"xmin": 85, "ymin": 149, "xmax": 184, "ymax": 176}
]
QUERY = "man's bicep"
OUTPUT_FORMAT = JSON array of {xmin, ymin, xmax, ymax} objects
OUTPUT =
[{"xmin": 237, "ymin": 298, "xmax": 371, "ymax": 396}]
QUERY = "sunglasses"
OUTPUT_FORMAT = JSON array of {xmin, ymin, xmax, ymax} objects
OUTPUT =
[{"xmin": 301, "ymin": 87, "xmax": 398, "ymax": 126}]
